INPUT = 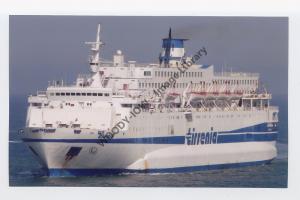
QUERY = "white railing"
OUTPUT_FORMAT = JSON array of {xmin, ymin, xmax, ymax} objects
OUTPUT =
[
  {"xmin": 37, "ymin": 91, "xmax": 47, "ymax": 96},
  {"xmin": 214, "ymin": 72, "xmax": 259, "ymax": 77},
  {"xmin": 100, "ymin": 60, "xmax": 158, "ymax": 68},
  {"xmin": 77, "ymin": 74, "xmax": 90, "ymax": 79}
]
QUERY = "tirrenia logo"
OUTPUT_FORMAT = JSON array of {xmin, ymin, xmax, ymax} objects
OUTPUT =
[{"xmin": 185, "ymin": 128, "xmax": 218, "ymax": 145}]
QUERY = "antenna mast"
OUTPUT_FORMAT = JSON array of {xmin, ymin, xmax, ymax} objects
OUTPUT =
[{"xmin": 85, "ymin": 24, "xmax": 104, "ymax": 73}]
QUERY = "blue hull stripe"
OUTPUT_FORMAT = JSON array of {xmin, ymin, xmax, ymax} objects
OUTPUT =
[
  {"xmin": 217, "ymin": 133, "xmax": 277, "ymax": 143},
  {"xmin": 23, "ymin": 122, "xmax": 278, "ymax": 144},
  {"xmin": 23, "ymin": 136, "xmax": 184, "ymax": 144},
  {"xmin": 219, "ymin": 123, "xmax": 277, "ymax": 133},
  {"xmin": 22, "ymin": 133, "xmax": 277, "ymax": 144},
  {"xmin": 47, "ymin": 159, "xmax": 273, "ymax": 176}
]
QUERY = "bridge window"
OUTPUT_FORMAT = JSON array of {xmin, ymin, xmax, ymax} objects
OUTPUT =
[
  {"xmin": 104, "ymin": 93, "xmax": 109, "ymax": 97},
  {"xmin": 92, "ymin": 93, "xmax": 97, "ymax": 96},
  {"xmin": 81, "ymin": 93, "xmax": 86, "ymax": 96},
  {"xmin": 71, "ymin": 93, "xmax": 75, "ymax": 96},
  {"xmin": 144, "ymin": 71, "xmax": 151, "ymax": 76},
  {"xmin": 32, "ymin": 103, "xmax": 42, "ymax": 107},
  {"xmin": 76, "ymin": 93, "xmax": 81, "ymax": 96},
  {"xmin": 122, "ymin": 104, "xmax": 132, "ymax": 108},
  {"xmin": 61, "ymin": 93, "xmax": 65, "ymax": 96},
  {"xmin": 87, "ymin": 93, "xmax": 91, "ymax": 96},
  {"xmin": 55, "ymin": 93, "xmax": 60, "ymax": 96},
  {"xmin": 98, "ymin": 93, "xmax": 103, "ymax": 96},
  {"xmin": 273, "ymin": 112, "xmax": 278, "ymax": 120}
]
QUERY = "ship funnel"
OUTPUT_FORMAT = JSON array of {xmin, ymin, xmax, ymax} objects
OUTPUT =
[{"xmin": 159, "ymin": 28, "xmax": 188, "ymax": 68}]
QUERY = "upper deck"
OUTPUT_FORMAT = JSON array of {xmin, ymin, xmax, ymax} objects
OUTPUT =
[{"xmin": 28, "ymin": 24, "xmax": 266, "ymax": 110}]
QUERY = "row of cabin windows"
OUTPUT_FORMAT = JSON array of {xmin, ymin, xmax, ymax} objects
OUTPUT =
[
  {"xmin": 128, "ymin": 113, "xmax": 254, "ymax": 133},
  {"xmin": 154, "ymin": 71, "xmax": 203, "ymax": 78},
  {"xmin": 129, "ymin": 127, "xmax": 175, "ymax": 135},
  {"xmin": 139, "ymin": 81, "xmax": 254, "ymax": 89},
  {"xmin": 194, "ymin": 114, "xmax": 252, "ymax": 119},
  {"xmin": 168, "ymin": 114, "xmax": 253, "ymax": 119},
  {"xmin": 139, "ymin": 80, "xmax": 258, "ymax": 89},
  {"xmin": 166, "ymin": 114, "xmax": 253, "ymax": 120},
  {"xmin": 50, "ymin": 92, "xmax": 110, "ymax": 97},
  {"xmin": 139, "ymin": 82, "xmax": 194, "ymax": 89},
  {"xmin": 212, "ymin": 79, "xmax": 258, "ymax": 85}
]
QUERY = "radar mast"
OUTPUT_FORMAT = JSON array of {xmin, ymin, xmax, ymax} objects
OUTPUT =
[{"xmin": 85, "ymin": 24, "xmax": 104, "ymax": 72}]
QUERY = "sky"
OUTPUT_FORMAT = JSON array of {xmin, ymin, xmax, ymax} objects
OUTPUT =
[{"xmin": 9, "ymin": 16, "xmax": 288, "ymax": 96}]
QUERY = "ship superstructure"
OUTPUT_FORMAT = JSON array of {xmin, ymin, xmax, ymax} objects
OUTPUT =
[{"xmin": 21, "ymin": 25, "xmax": 279, "ymax": 176}]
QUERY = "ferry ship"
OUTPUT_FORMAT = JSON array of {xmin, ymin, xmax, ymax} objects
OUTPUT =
[{"xmin": 21, "ymin": 24, "xmax": 279, "ymax": 176}]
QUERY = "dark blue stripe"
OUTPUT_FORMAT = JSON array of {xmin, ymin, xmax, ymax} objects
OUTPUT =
[
  {"xmin": 22, "ymin": 136, "xmax": 185, "ymax": 144},
  {"xmin": 220, "ymin": 123, "xmax": 278, "ymax": 133},
  {"xmin": 23, "ymin": 123, "xmax": 278, "ymax": 144},
  {"xmin": 217, "ymin": 133, "xmax": 278, "ymax": 143},
  {"xmin": 47, "ymin": 159, "xmax": 273, "ymax": 176},
  {"xmin": 160, "ymin": 56, "xmax": 182, "ymax": 60},
  {"xmin": 162, "ymin": 39, "xmax": 184, "ymax": 48},
  {"xmin": 22, "ymin": 133, "xmax": 277, "ymax": 144}
]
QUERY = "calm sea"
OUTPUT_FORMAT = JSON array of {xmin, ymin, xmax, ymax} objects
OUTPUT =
[{"xmin": 9, "ymin": 94, "xmax": 288, "ymax": 187}]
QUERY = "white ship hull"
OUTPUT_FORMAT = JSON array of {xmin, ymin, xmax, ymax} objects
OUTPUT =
[
  {"xmin": 22, "ymin": 114, "xmax": 278, "ymax": 176},
  {"xmin": 25, "ymin": 141, "xmax": 277, "ymax": 176}
]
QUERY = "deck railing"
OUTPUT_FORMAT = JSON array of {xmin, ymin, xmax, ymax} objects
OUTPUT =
[{"xmin": 214, "ymin": 72, "xmax": 259, "ymax": 77}]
